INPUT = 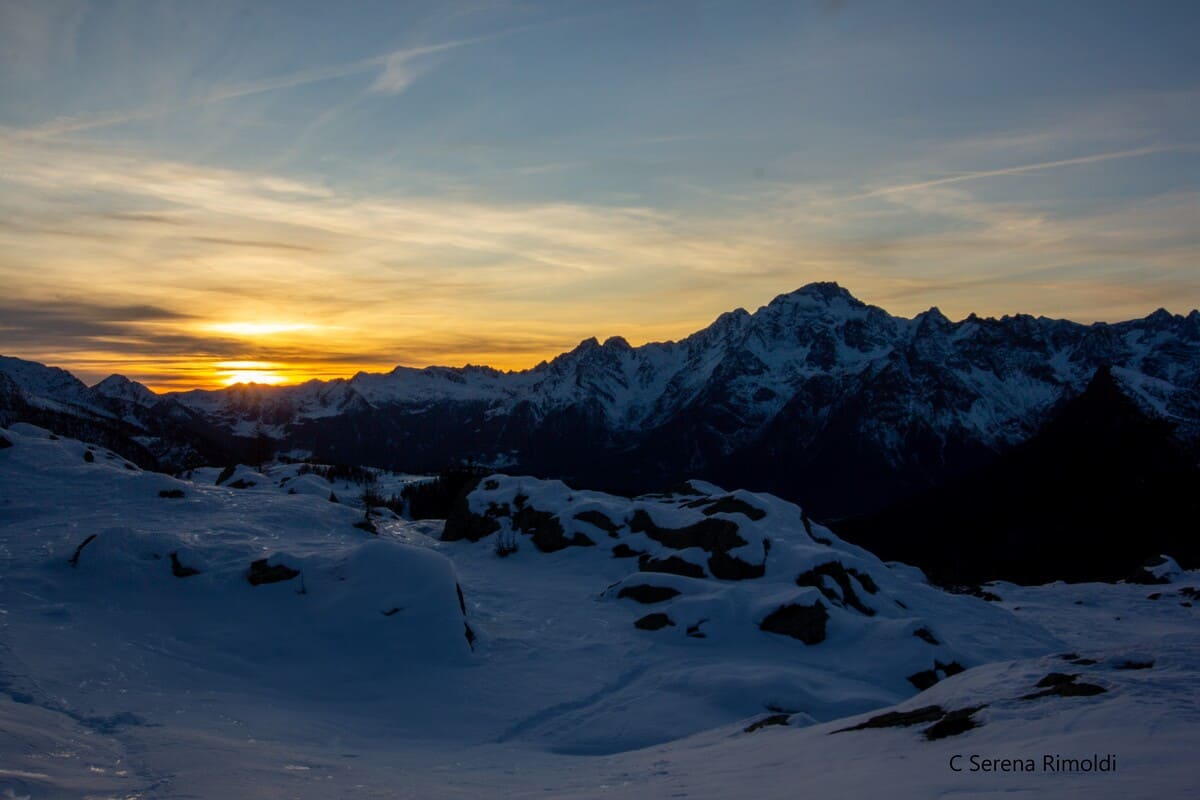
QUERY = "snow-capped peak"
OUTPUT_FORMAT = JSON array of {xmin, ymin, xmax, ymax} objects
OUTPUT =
[{"xmin": 92, "ymin": 374, "xmax": 159, "ymax": 407}]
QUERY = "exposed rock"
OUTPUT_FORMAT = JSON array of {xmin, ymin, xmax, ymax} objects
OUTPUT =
[
  {"xmin": 0, "ymin": 435, "xmax": 11, "ymax": 449},
  {"xmin": 853, "ymin": 570, "xmax": 880, "ymax": 594},
  {"xmin": 744, "ymin": 713, "xmax": 790, "ymax": 732},
  {"xmin": 1115, "ymin": 660, "xmax": 1154, "ymax": 670},
  {"xmin": 573, "ymin": 509, "xmax": 621, "ymax": 536},
  {"xmin": 617, "ymin": 584, "xmax": 681, "ymax": 604},
  {"xmin": 638, "ymin": 554, "xmax": 706, "ymax": 579},
  {"xmin": 907, "ymin": 660, "xmax": 965, "ymax": 691},
  {"xmin": 907, "ymin": 669, "xmax": 940, "ymax": 691},
  {"xmin": 634, "ymin": 613, "xmax": 675, "ymax": 631},
  {"xmin": 801, "ymin": 512, "xmax": 832, "ymax": 545},
  {"xmin": 83, "ymin": 449, "xmax": 94, "ymax": 462},
  {"xmin": 686, "ymin": 495, "xmax": 767, "ymax": 521},
  {"xmin": 759, "ymin": 601, "xmax": 828, "ymax": 644},
  {"xmin": 686, "ymin": 620, "xmax": 707, "ymax": 638},
  {"xmin": 1035, "ymin": 672, "xmax": 1077, "ymax": 688},
  {"xmin": 628, "ymin": 509, "xmax": 746, "ymax": 552},
  {"xmin": 246, "ymin": 558, "xmax": 300, "ymax": 586},
  {"xmin": 68, "ymin": 534, "xmax": 98, "ymax": 567},
  {"xmin": 513, "ymin": 505, "xmax": 594, "ymax": 552},
  {"xmin": 913, "ymin": 627, "xmax": 939, "ymax": 645},
  {"xmin": 937, "ymin": 660, "xmax": 965, "ymax": 677},
  {"xmin": 835, "ymin": 705, "xmax": 945, "ymax": 733},
  {"xmin": 169, "ymin": 552, "xmax": 200, "ymax": 578},
  {"xmin": 612, "ymin": 543, "xmax": 645, "ymax": 559},
  {"xmin": 923, "ymin": 706, "xmax": 986, "ymax": 740},
  {"xmin": 707, "ymin": 549, "xmax": 765, "ymax": 581},
  {"xmin": 795, "ymin": 561, "xmax": 876, "ymax": 615},
  {"xmin": 1021, "ymin": 681, "xmax": 1107, "ymax": 700},
  {"xmin": 158, "ymin": 488, "xmax": 185, "ymax": 498},
  {"xmin": 215, "ymin": 465, "xmax": 236, "ymax": 485}
]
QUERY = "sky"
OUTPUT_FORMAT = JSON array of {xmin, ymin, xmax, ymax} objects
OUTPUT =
[{"xmin": 1, "ymin": 0, "xmax": 1197, "ymax": 391}]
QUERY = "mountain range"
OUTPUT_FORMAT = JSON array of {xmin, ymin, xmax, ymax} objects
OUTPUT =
[{"xmin": 4, "ymin": 282, "xmax": 1199, "ymax": 525}]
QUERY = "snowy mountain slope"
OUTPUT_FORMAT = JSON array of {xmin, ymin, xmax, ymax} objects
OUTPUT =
[
  {"xmin": 535, "ymin": 592, "xmax": 1200, "ymax": 800},
  {"xmin": 1, "ymin": 428, "xmax": 1195, "ymax": 798},
  {"xmin": 163, "ymin": 283, "xmax": 1200, "ymax": 440},
  {"xmin": 125, "ymin": 285, "xmax": 1200, "ymax": 513},
  {"xmin": 4, "ymin": 283, "xmax": 1200, "ymax": 515},
  {"xmin": 0, "ymin": 356, "xmax": 234, "ymax": 472}
]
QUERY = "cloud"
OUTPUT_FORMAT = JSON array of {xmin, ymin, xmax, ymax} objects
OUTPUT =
[
  {"xmin": 189, "ymin": 236, "xmax": 325, "ymax": 253},
  {"xmin": 369, "ymin": 41, "xmax": 464, "ymax": 95},
  {"xmin": 1, "ymin": 129, "xmax": 1197, "ymax": 389},
  {"xmin": 846, "ymin": 145, "xmax": 1189, "ymax": 200},
  {"xmin": 0, "ymin": 298, "xmax": 193, "ymax": 349},
  {"xmin": 1, "ymin": 37, "xmax": 477, "ymax": 142}
]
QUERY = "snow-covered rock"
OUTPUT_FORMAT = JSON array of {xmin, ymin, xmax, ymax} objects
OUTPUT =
[
  {"xmin": 443, "ymin": 474, "xmax": 1058, "ymax": 728},
  {"xmin": 1, "ymin": 427, "xmax": 1196, "ymax": 797}
]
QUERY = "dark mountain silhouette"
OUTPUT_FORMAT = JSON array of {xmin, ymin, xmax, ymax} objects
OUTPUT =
[{"xmin": 834, "ymin": 366, "xmax": 1200, "ymax": 584}]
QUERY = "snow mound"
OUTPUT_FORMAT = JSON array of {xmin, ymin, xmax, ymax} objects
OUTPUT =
[
  {"xmin": 0, "ymin": 426, "xmax": 475, "ymax": 695},
  {"xmin": 0, "ymin": 429, "xmax": 1054, "ymax": 763},
  {"xmin": 447, "ymin": 475, "xmax": 1057, "ymax": 702}
]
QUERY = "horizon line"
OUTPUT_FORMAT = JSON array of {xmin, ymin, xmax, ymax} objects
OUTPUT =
[{"xmin": 3, "ymin": 283, "xmax": 1196, "ymax": 395}]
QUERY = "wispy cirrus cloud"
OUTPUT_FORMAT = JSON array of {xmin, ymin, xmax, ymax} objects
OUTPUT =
[
  {"xmin": 845, "ymin": 145, "xmax": 1191, "ymax": 200},
  {"xmin": 0, "ymin": 37, "xmax": 480, "ymax": 142}
]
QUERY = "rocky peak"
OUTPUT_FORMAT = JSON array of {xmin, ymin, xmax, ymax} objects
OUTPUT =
[
  {"xmin": 784, "ymin": 282, "xmax": 859, "ymax": 305},
  {"xmin": 92, "ymin": 374, "xmax": 158, "ymax": 407},
  {"xmin": 913, "ymin": 307, "xmax": 952, "ymax": 335},
  {"xmin": 602, "ymin": 336, "xmax": 633, "ymax": 352}
]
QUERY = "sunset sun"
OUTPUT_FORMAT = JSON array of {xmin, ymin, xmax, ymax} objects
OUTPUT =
[{"xmin": 214, "ymin": 361, "xmax": 289, "ymax": 386}]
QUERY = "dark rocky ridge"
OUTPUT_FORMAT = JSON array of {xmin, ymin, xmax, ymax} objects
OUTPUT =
[{"xmin": 836, "ymin": 367, "xmax": 1200, "ymax": 585}]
